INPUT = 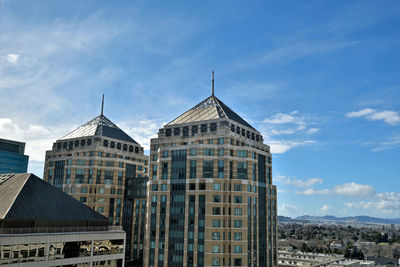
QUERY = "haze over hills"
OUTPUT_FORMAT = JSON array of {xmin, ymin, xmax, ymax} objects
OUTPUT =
[{"xmin": 278, "ymin": 215, "xmax": 400, "ymax": 225}]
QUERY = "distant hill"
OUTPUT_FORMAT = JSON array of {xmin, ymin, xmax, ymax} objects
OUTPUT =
[
  {"xmin": 293, "ymin": 215, "xmax": 400, "ymax": 225},
  {"xmin": 278, "ymin": 215, "xmax": 293, "ymax": 222}
]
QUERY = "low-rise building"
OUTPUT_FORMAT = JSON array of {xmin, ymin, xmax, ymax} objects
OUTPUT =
[
  {"xmin": 0, "ymin": 173, "xmax": 126, "ymax": 266},
  {"xmin": 0, "ymin": 138, "xmax": 29, "ymax": 174},
  {"xmin": 278, "ymin": 250, "xmax": 344, "ymax": 267}
]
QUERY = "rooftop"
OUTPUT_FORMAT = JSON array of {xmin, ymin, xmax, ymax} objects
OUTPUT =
[
  {"xmin": 0, "ymin": 173, "xmax": 107, "ymax": 228},
  {"xmin": 167, "ymin": 95, "xmax": 256, "ymax": 131},
  {"xmin": 59, "ymin": 114, "xmax": 137, "ymax": 144}
]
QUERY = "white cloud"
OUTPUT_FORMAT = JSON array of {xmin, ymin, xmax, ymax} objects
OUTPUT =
[
  {"xmin": 274, "ymin": 175, "xmax": 287, "ymax": 183},
  {"xmin": 347, "ymin": 108, "xmax": 375, "ymax": 118},
  {"xmin": 345, "ymin": 192, "xmax": 400, "ymax": 216},
  {"xmin": 295, "ymin": 182, "xmax": 375, "ymax": 197},
  {"xmin": 307, "ymin": 128, "xmax": 319, "ymax": 134},
  {"xmin": 285, "ymin": 177, "xmax": 323, "ymax": 188},
  {"xmin": 0, "ymin": 117, "xmax": 73, "ymax": 162},
  {"xmin": 333, "ymin": 182, "xmax": 375, "ymax": 197},
  {"xmin": 296, "ymin": 188, "xmax": 331, "ymax": 195},
  {"xmin": 6, "ymin": 53, "xmax": 19, "ymax": 64},
  {"xmin": 121, "ymin": 119, "xmax": 163, "ymax": 152},
  {"xmin": 260, "ymin": 111, "xmax": 319, "ymax": 153},
  {"xmin": 279, "ymin": 203, "xmax": 299, "ymax": 216},
  {"xmin": 320, "ymin": 204, "xmax": 331, "ymax": 213},
  {"xmin": 276, "ymin": 175, "xmax": 323, "ymax": 188},
  {"xmin": 263, "ymin": 111, "xmax": 305, "ymax": 125},
  {"xmin": 347, "ymin": 108, "xmax": 400, "ymax": 125},
  {"xmin": 267, "ymin": 139, "xmax": 315, "ymax": 154}
]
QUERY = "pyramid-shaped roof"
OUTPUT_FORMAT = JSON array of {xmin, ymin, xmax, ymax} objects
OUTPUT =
[
  {"xmin": 59, "ymin": 114, "xmax": 137, "ymax": 144},
  {"xmin": 0, "ymin": 173, "xmax": 107, "ymax": 222},
  {"xmin": 167, "ymin": 95, "xmax": 256, "ymax": 130}
]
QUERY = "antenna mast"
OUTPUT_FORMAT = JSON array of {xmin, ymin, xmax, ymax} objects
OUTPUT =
[
  {"xmin": 101, "ymin": 94, "xmax": 104, "ymax": 115},
  {"xmin": 212, "ymin": 71, "xmax": 214, "ymax": 96}
]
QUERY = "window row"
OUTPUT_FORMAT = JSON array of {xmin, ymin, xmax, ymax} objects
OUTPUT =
[
  {"xmin": 164, "ymin": 122, "xmax": 219, "ymax": 137},
  {"xmin": 55, "ymin": 139, "xmax": 92, "ymax": 150},
  {"xmin": 102, "ymin": 139, "xmax": 141, "ymax": 153},
  {"xmin": 231, "ymin": 123, "xmax": 262, "ymax": 142}
]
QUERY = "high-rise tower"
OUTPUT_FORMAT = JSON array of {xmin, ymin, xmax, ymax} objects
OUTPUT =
[
  {"xmin": 43, "ymin": 105, "xmax": 149, "ymax": 263},
  {"xmin": 144, "ymin": 82, "xmax": 277, "ymax": 267}
]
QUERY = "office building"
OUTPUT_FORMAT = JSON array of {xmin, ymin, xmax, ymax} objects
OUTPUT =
[
  {"xmin": 0, "ymin": 138, "xmax": 29, "ymax": 174},
  {"xmin": 43, "ymin": 102, "xmax": 148, "ymax": 263},
  {"xmin": 144, "ymin": 77, "xmax": 278, "ymax": 267},
  {"xmin": 0, "ymin": 172, "xmax": 126, "ymax": 266}
]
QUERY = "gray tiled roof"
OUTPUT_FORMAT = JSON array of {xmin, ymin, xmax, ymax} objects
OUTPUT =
[
  {"xmin": 0, "ymin": 173, "xmax": 106, "ymax": 222},
  {"xmin": 167, "ymin": 96, "xmax": 256, "ymax": 130},
  {"xmin": 59, "ymin": 114, "xmax": 137, "ymax": 144}
]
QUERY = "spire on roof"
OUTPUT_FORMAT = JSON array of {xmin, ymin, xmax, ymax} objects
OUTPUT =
[
  {"xmin": 211, "ymin": 71, "xmax": 214, "ymax": 97},
  {"xmin": 101, "ymin": 94, "xmax": 104, "ymax": 115}
]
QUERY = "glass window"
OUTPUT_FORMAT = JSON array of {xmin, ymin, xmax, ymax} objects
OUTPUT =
[
  {"xmin": 213, "ymin": 183, "xmax": 221, "ymax": 190},
  {"xmin": 212, "ymin": 245, "xmax": 220, "ymax": 253},
  {"xmin": 234, "ymin": 208, "xmax": 242, "ymax": 215},
  {"xmin": 234, "ymin": 196, "xmax": 242, "ymax": 203},
  {"xmin": 213, "ymin": 258, "xmax": 221, "ymax": 266},
  {"xmin": 234, "ymin": 232, "xmax": 242, "ymax": 240},
  {"xmin": 234, "ymin": 220, "xmax": 242, "ymax": 228},
  {"xmin": 96, "ymin": 207, "xmax": 104, "ymax": 213},
  {"xmin": 203, "ymin": 160, "xmax": 213, "ymax": 178},
  {"xmin": 161, "ymin": 184, "xmax": 167, "ymax": 191},
  {"xmin": 234, "ymin": 184, "xmax": 242, "ymax": 191},
  {"xmin": 234, "ymin": 258, "xmax": 242, "ymax": 266},
  {"xmin": 237, "ymin": 161, "xmax": 247, "ymax": 179},
  {"xmin": 152, "ymin": 195, "xmax": 157, "ymax": 202},
  {"xmin": 198, "ymin": 244, "xmax": 204, "ymax": 252},
  {"xmin": 237, "ymin": 150, "xmax": 247, "ymax": 158},
  {"xmin": 234, "ymin": 245, "xmax": 242, "ymax": 253},
  {"xmin": 190, "ymin": 148, "xmax": 197, "ymax": 156},
  {"xmin": 212, "ymin": 207, "xmax": 221, "ymax": 215},
  {"xmin": 203, "ymin": 148, "xmax": 214, "ymax": 156},
  {"xmin": 198, "ymin": 219, "xmax": 204, "ymax": 227},
  {"xmin": 218, "ymin": 137, "xmax": 224, "ymax": 144},
  {"xmin": 162, "ymin": 151, "xmax": 169, "ymax": 158},
  {"xmin": 212, "ymin": 232, "xmax": 220, "ymax": 240},
  {"xmin": 190, "ymin": 160, "xmax": 196, "ymax": 178},
  {"xmin": 212, "ymin": 219, "xmax": 221, "ymax": 227},
  {"xmin": 218, "ymin": 148, "xmax": 224, "ymax": 156},
  {"xmin": 198, "ymin": 231, "xmax": 204, "ymax": 240}
]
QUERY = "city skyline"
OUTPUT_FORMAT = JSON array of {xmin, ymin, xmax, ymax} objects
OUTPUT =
[{"xmin": 1, "ymin": 0, "xmax": 400, "ymax": 218}]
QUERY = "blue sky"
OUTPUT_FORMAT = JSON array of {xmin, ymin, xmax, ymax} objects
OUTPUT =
[{"xmin": 1, "ymin": 0, "xmax": 399, "ymax": 218}]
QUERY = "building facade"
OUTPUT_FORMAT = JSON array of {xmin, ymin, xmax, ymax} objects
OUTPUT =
[
  {"xmin": 0, "ymin": 173, "xmax": 126, "ymax": 267},
  {"xmin": 43, "ymin": 112, "xmax": 148, "ymax": 263},
  {"xmin": 0, "ymin": 138, "xmax": 29, "ymax": 174},
  {"xmin": 144, "ymin": 92, "xmax": 278, "ymax": 267}
]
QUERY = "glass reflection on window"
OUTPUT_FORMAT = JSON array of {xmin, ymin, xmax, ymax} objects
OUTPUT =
[
  {"xmin": 93, "ymin": 240, "xmax": 124, "ymax": 256},
  {"xmin": 0, "ymin": 243, "xmax": 46, "ymax": 265},
  {"xmin": 48, "ymin": 241, "xmax": 91, "ymax": 260}
]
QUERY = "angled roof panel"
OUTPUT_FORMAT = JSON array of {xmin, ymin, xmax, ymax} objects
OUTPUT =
[
  {"xmin": 59, "ymin": 114, "xmax": 137, "ymax": 144},
  {"xmin": 167, "ymin": 95, "xmax": 256, "ymax": 130},
  {"xmin": 0, "ymin": 173, "xmax": 28, "ymax": 219},
  {"xmin": 0, "ymin": 173, "xmax": 107, "ymax": 222}
]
